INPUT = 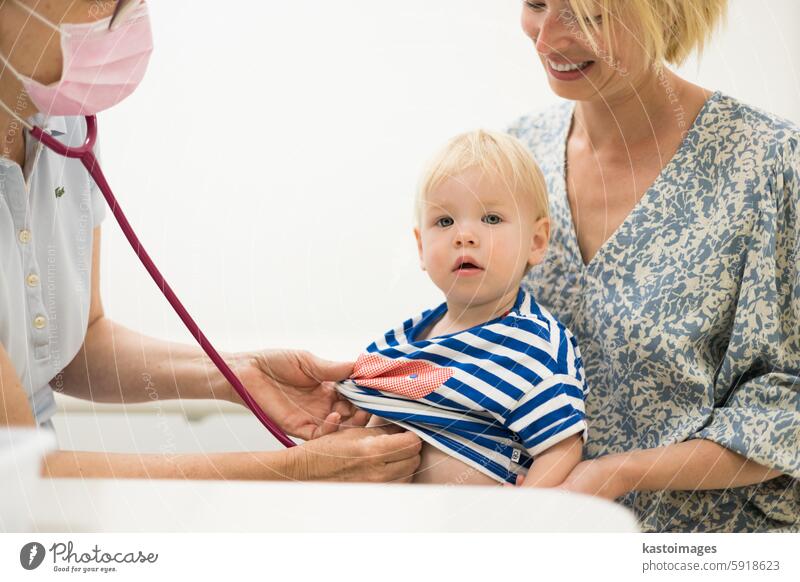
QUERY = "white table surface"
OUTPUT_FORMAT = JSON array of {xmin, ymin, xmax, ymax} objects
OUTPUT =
[{"xmin": 27, "ymin": 478, "xmax": 640, "ymax": 532}]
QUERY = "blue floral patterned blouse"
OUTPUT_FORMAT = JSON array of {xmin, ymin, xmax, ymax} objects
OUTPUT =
[{"xmin": 509, "ymin": 91, "xmax": 800, "ymax": 532}]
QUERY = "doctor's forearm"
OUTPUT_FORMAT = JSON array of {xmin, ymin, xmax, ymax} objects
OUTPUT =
[
  {"xmin": 41, "ymin": 448, "xmax": 301, "ymax": 480},
  {"xmin": 614, "ymin": 439, "xmax": 785, "ymax": 493},
  {"xmin": 0, "ymin": 342, "xmax": 37, "ymax": 426},
  {"xmin": 58, "ymin": 317, "xmax": 237, "ymax": 404}
]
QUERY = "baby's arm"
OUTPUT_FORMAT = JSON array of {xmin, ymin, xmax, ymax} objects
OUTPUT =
[{"xmin": 520, "ymin": 433, "xmax": 582, "ymax": 488}]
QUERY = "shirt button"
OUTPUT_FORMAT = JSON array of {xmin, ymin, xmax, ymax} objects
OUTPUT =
[
  {"xmin": 18, "ymin": 229, "xmax": 32, "ymax": 244},
  {"xmin": 26, "ymin": 273, "xmax": 40, "ymax": 287},
  {"xmin": 33, "ymin": 315, "xmax": 47, "ymax": 329}
]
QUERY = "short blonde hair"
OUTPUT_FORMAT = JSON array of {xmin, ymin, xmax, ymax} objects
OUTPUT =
[
  {"xmin": 415, "ymin": 129, "xmax": 549, "ymax": 227},
  {"xmin": 567, "ymin": 0, "xmax": 727, "ymax": 66}
]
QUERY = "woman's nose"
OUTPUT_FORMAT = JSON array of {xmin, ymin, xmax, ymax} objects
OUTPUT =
[{"xmin": 534, "ymin": 7, "xmax": 575, "ymax": 57}]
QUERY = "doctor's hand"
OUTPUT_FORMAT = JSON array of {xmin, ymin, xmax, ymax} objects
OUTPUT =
[
  {"xmin": 292, "ymin": 424, "xmax": 422, "ymax": 483},
  {"xmin": 229, "ymin": 349, "xmax": 370, "ymax": 441}
]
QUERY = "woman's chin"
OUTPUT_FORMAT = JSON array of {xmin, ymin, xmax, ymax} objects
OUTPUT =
[{"xmin": 546, "ymin": 78, "xmax": 599, "ymax": 102}]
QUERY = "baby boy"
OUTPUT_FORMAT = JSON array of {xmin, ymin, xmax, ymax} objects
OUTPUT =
[{"xmin": 337, "ymin": 130, "xmax": 587, "ymax": 487}]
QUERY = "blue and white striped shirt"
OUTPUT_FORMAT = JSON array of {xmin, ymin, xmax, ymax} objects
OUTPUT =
[{"xmin": 336, "ymin": 288, "xmax": 588, "ymax": 484}]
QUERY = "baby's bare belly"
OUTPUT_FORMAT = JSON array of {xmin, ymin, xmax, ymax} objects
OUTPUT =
[{"xmin": 412, "ymin": 442, "xmax": 500, "ymax": 486}]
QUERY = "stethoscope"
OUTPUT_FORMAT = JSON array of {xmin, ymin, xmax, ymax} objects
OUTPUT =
[{"xmin": 30, "ymin": 116, "xmax": 295, "ymax": 448}]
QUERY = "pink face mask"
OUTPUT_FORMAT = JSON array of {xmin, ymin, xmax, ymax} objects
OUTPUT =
[{"xmin": 0, "ymin": 0, "xmax": 153, "ymax": 117}]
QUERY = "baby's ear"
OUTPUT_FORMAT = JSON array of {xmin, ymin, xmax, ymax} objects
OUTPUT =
[
  {"xmin": 528, "ymin": 217, "xmax": 551, "ymax": 267},
  {"xmin": 414, "ymin": 228, "xmax": 426, "ymax": 271}
]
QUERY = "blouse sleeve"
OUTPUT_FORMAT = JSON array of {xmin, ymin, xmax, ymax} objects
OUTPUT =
[{"xmin": 691, "ymin": 135, "xmax": 800, "ymax": 480}]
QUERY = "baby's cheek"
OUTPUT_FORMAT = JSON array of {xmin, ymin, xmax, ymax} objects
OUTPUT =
[
  {"xmin": 492, "ymin": 243, "xmax": 527, "ymax": 279},
  {"xmin": 424, "ymin": 246, "xmax": 449, "ymax": 275}
]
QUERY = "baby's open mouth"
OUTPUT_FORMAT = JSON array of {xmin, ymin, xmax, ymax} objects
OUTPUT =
[{"xmin": 452, "ymin": 257, "xmax": 484, "ymax": 272}]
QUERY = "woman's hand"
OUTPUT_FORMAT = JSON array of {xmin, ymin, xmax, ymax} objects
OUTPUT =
[
  {"xmin": 290, "ymin": 425, "xmax": 422, "ymax": 483},
  {"xmin": 555, "ymin": 455, "xmax": 634, "ymax": 500},
  {"xmin": 230, "ymin": 349, "xmax": 370, "ymax": 441}
]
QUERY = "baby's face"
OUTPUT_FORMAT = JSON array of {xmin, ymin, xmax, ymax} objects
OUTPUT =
[{"xmin": 415, "ymin": 166, "xmax": 549, "ymax": 309}]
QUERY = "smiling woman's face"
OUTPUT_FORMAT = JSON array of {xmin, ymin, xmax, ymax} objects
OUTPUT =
[
  {"xmin": 0, "ymin": 0, "xmax": 120, "ymax": 86},
  {"xmin": 520, "ymin": 0, "xmax": 653, "ymax": 103}
]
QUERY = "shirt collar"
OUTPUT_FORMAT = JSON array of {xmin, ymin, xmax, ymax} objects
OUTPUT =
[
  {"xmin": 19, "ymin": 115, "xmax": 68, "ymax": 183},
  {"xmin": 27, "ymin": 114, "xmax": 67, "ymax": 136},
  {"xmin": 0, "ymin": 115, "xmax": 67, "ymax": 176}
]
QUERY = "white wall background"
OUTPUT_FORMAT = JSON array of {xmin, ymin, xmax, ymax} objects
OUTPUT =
[
  {"xmin": 98, "ymin": 0, "xmax": 800, "ymax": 362},
  {"xmin": 97, "ymin": 0, "xmax": 800, "ymax": 364},
  {"xmin": 52, "ymin": 0, "xmax": 800, "ymax": 452}
]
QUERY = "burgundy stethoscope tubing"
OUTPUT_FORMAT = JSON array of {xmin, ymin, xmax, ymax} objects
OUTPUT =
[{"xmin": 31, "ymin": 115, "xmax": 296, "ymax": 448}]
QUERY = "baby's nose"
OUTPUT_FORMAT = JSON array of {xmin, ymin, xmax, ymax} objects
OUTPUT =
[{"xmin": 454, "ymin": 230, "xmax": 478, "ymax": 247}]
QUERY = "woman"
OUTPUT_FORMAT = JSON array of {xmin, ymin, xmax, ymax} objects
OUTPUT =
[
  {"xmin": 509, "ymin": 0, "xmax": 799, "ymax": 531},
  {"xmin": 0, "ymin": 0, "xmax": 421, "ymax": 482}
]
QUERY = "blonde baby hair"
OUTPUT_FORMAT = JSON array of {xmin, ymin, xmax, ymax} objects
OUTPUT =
[{"xmin": 414, "ymin": 129, "xmax": 549, "ymax": 228}]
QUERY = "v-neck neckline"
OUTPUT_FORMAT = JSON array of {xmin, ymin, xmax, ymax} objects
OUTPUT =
[{"xmin": 557, "ymin": 90, "xmax": 722, "ymax": 273}]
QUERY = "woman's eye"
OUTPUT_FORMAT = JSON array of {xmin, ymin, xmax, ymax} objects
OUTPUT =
[
  {"xmin": 524, "ymin": 1, "xmax": 546, "ymax": 11},
  {"xmin": 436, "ymin": 217, "xmax": 454, "ymax": 227},
  {"xmin": 482, "ymin": 214, "xmax": 502, "ymax": 225}
]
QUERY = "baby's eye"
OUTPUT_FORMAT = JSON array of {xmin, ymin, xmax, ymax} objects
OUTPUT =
[
  {"xmin": 482, "ymin": 214, "xmax": 503, "ymax": 225},
  {"xmin": 436, "ymin": 217, "xmax": 454, "ymax": 227}
]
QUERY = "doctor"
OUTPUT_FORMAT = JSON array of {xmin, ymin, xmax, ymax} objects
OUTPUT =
[{"xmin": 0, "ymin": 0, "xmax": 421, "ymax": 482}]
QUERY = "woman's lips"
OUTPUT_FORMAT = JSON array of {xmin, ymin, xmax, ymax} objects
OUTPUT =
[{"xmin": 545, "ymin": 58, "xmax": 595, "ymax": 81}]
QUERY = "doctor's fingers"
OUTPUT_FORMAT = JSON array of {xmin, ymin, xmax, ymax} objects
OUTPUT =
[
  {"xmin": 313, "ymin": 412, "xmax": 343, "ymax": 439},
  {"xmin": 311, "ymin": 409, "xmax": 369, "ymax": 439},
  {"xmin": 382, "ymin": 457, "xmax": 422, "ymax": 483},
  {"xmin": 331, "ymin": 395, "xmax": 359, "ymax": 419},
  {"xmin": 297, "ymin": 351, "xmax": 355, "ymax": 383},
  {"xmin": 363, "ymin": 430, "xmax": 423, "ymax": 464},
  {"xmin": 336, "ymin": 407, "xmax": 371, "ymax": 428}
]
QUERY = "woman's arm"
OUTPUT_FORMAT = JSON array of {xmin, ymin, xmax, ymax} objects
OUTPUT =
[
  {"xmin": 41, "ymin": 448, "xmax": 299, "ymax": 480},
  {"xmin": 40, "ymin": 425, "xmax": 422, "ymax": 482},
  {"xmin": 620, "ymin": 439, "xmax": 784, "ymax": 491},
  {"xmin": 57, "ymin": 227, "xmax": 239, "ymax": 404},
  {"xmin": 0, "ymin": 341, "xmax": 37, "ymax": 426},
  {"xmin": 61, "ymin": 316, "xmax": 240, "ymax": 403},
  {"xmin": 558, "ymin": 439, "xmax": 785, "ymax": 500},
  {"xmin": 59, "ymin": 227, "xmax": 366, "ymax": 440}
]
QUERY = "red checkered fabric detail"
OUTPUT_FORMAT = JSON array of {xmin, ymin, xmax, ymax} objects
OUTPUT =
[{"xmin": 351, "ymin": 353, "xmax": 453, "ymax": 400}]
